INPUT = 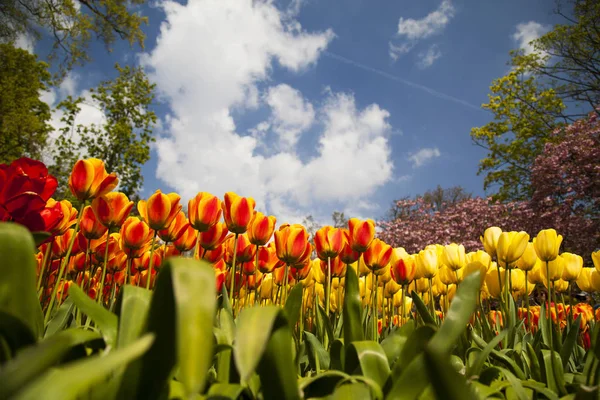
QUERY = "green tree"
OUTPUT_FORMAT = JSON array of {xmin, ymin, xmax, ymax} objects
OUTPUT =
[
  {"xmin": 331, "ymin": 211, "xmax": 348, "ymax": 229},
  {"xmin": 0, "ymin": 0, "xmax": 147, "ymax": 79},
  {"xmin": 50, "ymin": 63, "xmax": 157, "ymax": 201},
  {"xmin": 0, "ymin": 43, "xmax": 52, "ymax": 164},
  {"xmin": 386, "ymin": 185, "xmax": 471, "ymax": 220}
]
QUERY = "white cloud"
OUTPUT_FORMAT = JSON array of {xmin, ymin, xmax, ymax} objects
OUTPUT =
[
  {"xmin": 142, "ymin": 0, "xmax": 395, "ymax": 221},
  {"xmin": 512, "ymin": 21, "xmax": 550, "ymax": 56},
  {"xmin": 264, "ymin": 83, "xmax": 315, "ymax": 151},
  {"xmin": 409, "ymin": 147, "xmax": 440, "ymax": 167},
  {"xmin": 389, "ymin": 0, "xmax": 454, "ymax": 61},
  {"xmin": 417, "ymin": 44, "xmax": 442, "ymax": 68},
  {"xmin": 14, "ymin": 33, "xmax": 35, "ymax": 53}
]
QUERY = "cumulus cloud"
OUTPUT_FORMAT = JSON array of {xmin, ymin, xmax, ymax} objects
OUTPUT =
[
  {"xmin": 512, "ymin": 21, "xmax": 550, "ymax": 56},
  {"xmin": 141, "ymin": 0, "xmax": 395, "ymax": 222},
  {"xmin": 390, "ymin": 0, "xmax": 454, "ymax": 60},
  {"xmin": 14, "ymin": 33, "xmax": 35, "ymax": 53},
  {"xmin": 409, "ymin": 147, "xmax": 440, "ymax": 167},
  {"xmin": 417, "ymin": 44, "xmax": 442, "ymax": 68}
]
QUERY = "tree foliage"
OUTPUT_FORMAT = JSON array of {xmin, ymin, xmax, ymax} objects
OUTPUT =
[
  {"xmin": 0, "ymin": 0, "xmax": 148, "ymax": 79},
  {"xmin": 0, "ymin": 43, "xmax": 52, "ymax": 164},
  {"xmin": 49, "ymin": 63, "xmax": 157, "ymax": 201},
  {"xmin": 386, "ymin": 185, "xmax": 471, "ymax": 220}
]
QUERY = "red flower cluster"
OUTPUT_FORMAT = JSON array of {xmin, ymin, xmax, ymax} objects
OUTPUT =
[{"xmin": 0, "ymin": 158, "xmax": 62, "ymax": 233}]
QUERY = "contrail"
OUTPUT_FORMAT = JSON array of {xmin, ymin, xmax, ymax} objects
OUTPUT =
[{"xmin": 323, "ymin": 51, "xmax": 484, "ymax": 112}]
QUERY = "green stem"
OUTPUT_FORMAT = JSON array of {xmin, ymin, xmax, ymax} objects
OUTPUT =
[
  {"xmin": 282, "ymin": 263, "xmax": 290, "ymax": 306},
  {"xmin": 401, "ymin": 284, "xmax": 406, "ymax": 326},
  {"xmin": 325, "ymin": 257, "xmax": 331, "ymax": 317},
  {"xmin": 229, "ymin": 233, "xmax": 239, "ymax": 305},
  {"xmin": 44, "ymin": 202, "xmax": 85, "ymax": 326},
  {"xmin": 373, "ymin": 274, "xmax": 378, "ymax": 341},
  {"xmin": 145, "ymin": 231, "xmax": 158, "ymax": 290},
  {"xmin": 97, "ymin": 228, "xmax": 112, "ymax": 303},
  {"xmin": 37, "ymin": 239, "xmax": 53, "ymax": 292},
  {"xmin": 428, "ymin": 278, "xmax": 435, "ymax": 321},
  {"xmin": 194, "ymin": 232, "xmax": 201, "ymax": 259},
  {"xmin": 546, "ymin": 261, "xmax": 558, "ymax": 386},
  {"xmin": 525, "ymin": 270, "xmax": 531, "ymax": 332}
]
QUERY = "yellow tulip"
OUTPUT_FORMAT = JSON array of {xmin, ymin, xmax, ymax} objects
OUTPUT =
[
  {"xmin": 496, "ymin": 231, "xmax": 530, "ymax": 268},
  {"xmin": 515, "ymin": 242, "xmax": 538, "ymax": 271},
  {"xmin": 467, "ymin": 250, "xmax": 491, "ymax": 270},
  {"xmin": 463, "ymin": 261, "xmax": 487, "ymax": 288},
  {"xmin": 485, "ymin": 265, "xmax": 504, "ymax": 299},
  {"xmin": 528, "ymin": 260, "xmax": 544, "ymax": 285},
  {"xmin": 554, "ymin": 279, "xmax": 569, "ymax": 293},
  {"xmin": 481, "ymin": 227, "xmax": 502, "ymax": 258},
  {"xmin": 418, "ymin": 248, "xmax": 438, "ymax": 279},
  {"xmin": 415, "ymin": 277, "xmax": 430, "ymax": 294},
  {"xmin": 533, "ymin": 229, "xmax": 563, "ymax": 262},
  {"xmin": 438, "ymin": 265, "xmax": 458, "ymax": 286},
  {"xmin": 442, "ymin": 243, "xmax": 467, "ymax": 271},
  {"xmin": 590, "ymin": 270, "xmax": 600, "ymax": 292},
  {"xmin": 561, "ymin": 252, "xmax": 583, "ymax": 282},
  {"xmin": 509, "ymin": 269, "xmax": 525, "ymax": 296},
  {"xmin": 592, "ymin": 250, "xmax": 600, "ymax": 272},
  {"xmin": 540, "ymin": 254, "xmax": 565, "ymax": 283},
  {"xmin": 577, "ymin": 268, "xmax": 594, "ymax": 292}
]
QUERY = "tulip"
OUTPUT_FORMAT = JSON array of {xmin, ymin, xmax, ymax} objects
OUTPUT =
[
  {"xmin": 47, "ymin": 199, "xmax": 78, "ymax": 236},
  {"xmin": 158, "ymin": 211, "xmax": 189, "ymax": 243},
  {"xmin": 463, "ymin": 261, "xmax": 487, "ymax": 288},
  {"xmin": 69, "ymin": 158, "xmax": 118, "ymax": 201},
  {"xmin": 314, "ymin": 226, "xmax": 345, "ymax": 260},
  {"xmin": 363, "ymin": 239, "xmax": 393, "ymax": 272},
  {"xmin": 203, "ymin": 245, "xmax": 225, "ymax": 264},
  {"xmin": 198, "ymin": 222, "xmax": 229, "ymax": 252},
  {"xmin": 467, "ymin": 250, "xmax": 491, "ymax": 270},
  {"xmin": 390, "ymin": 249, "xmax": 416, "ymax": 286},
  {"xmin": 442, "ymin": 243, "xmax": 467, "ymax": 271},
  {"xmin": 225, "ymin": 233, "xmax": 256, "ymax": 265},
  {"xmin": 247, "ymin": 211, "xmax": 276, "ymax": 246},
  {"xmin": 188, "ymin": 192, "xmax": 222, "ymax": 232},
  {"xmin": 80, "ymin": 205, "xmax": 108, "ymax": 240},
  {"xmin": 120, "ymin": 217, "xmax": 153, "ymax": 257},
  {"xmin": 319, "ymin": 257, "xmax": 347, "ymax": 278},
  {"xmin": 173, "ymin": 225, "xmax": 197, "ymax": 253},
  {"xmin": 534, "ymin": 229, "xmax": 563, "ymax": 262},
  {"xmin": 222, "ymin": 192, "xmax": 255, "ymax": 234},
  {"xmin": 138, "ymin": 190, "xmax": 182, "ymax": 231},
  {"xmin": 591, "ymin": 270, "xmax": 600, "ymax": 292},
  {"xmin": 541, "ymin": 255, "xmax": 565, "ymax": 283},
  {"xmin": 496, "ymin": 231, "xmax": 530, "ymax": 268},
  {"xmin": 577, "ymin": 268, "xmax": 594, "ymax": 293},
  {"xmin": 291, "ymin": 259, "xmax": 312, "ymax": 281},
  {"xmin": 439, "ymin": 265, "xmax": 458, "ymax": 286},
  {"xmin": 257, "ymin": 244, "xmax": 283, "ymax": 274},
  {"xmin": 417, "ymin": 248, "xmax": 438, "ymax": 279},
  {"xmin": 339, "ymin": 229, "xmax": 360, "ymax": 264},
  {"xmin": 274, "ymin": 224, "xmax": 311, "ymax": 265},
  {"xmin": 481, "ymin": 227, "xmax": 502, "ymax": 258},
  {"xmin": 348, "ymin": 218, "xmax": 375, "ymax": 253},
  {"xmin": 91, "ymin": 192, "xmax": 134, "ymax": 229},
  {"xmin": 592, "ymin": 250, "xmax": 600, "ymax": 272},
  {"xmin": 561, "ymin": 252, "xmax": 583, "ymax": 282},
  {"xmin": 515, "ymin": 242, "xmax": 538, "ymax": 271},
  {"xmin": 485, "ymin": 265, "xmax": 504, "ymax": 299}
]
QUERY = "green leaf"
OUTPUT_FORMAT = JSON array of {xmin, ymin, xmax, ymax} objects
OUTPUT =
[
  {"xmin": 472, "ymin": 332, "xmax": 526, "ymax": 380},
  {"xmin": 541, "ymin": 349, "xmax": 567, "ymax": 395},
  {"xmin": 284, "ymin": 283, "xmax": 303, "ymax": 329},
  {"xmin": 526, "ymin": 342, "xmax": 542, "ymax": 382},
  {"xmin": 13, "ymin": 334, "xmax": 154, "ymax": 400},
  {"xmin": 343, "ymin": 266, "xmax": 364, "ymax": 347},
  {"xmin": 539, "ymin": 304, "xmax": 550, "ymax": 348},
  {"xmin": 330, "ymin": 339, "xmax": 345, "ymax": 371},
  {"xmin": 0, "ymin": 328, "xmax": 101, "ymax": 398},
  {"xmin": 380, "ymin": 326, "xmax": 410, "ymax": 367},
  {"xmin": 520, "ymin": 380, "xmax": 560, "ymax": 400},
  {"xmin": 428, "ymin": 271, "xmax": 480, "ymax": 355},
  {"xmin": 207, "ymin": 383, "xmax": 250, "ymax": 399},
  {"xmin": 411, "ymin": 290, "xmax": 436, "ymax": 326},
  {"xmin": 332, "ymin": 382, "xmax": 373, "ymax": 400},
  {"xmin": 68, "ymin": 284, "xmax": 118, "ymax": 348},
  {"xmin": 115, "ymin": 285, "xmax": 151, "ymax": 349},
  {"xmin": 44, "ymin": 298, "xmax": 74, "ymax": 338},
  {"xmin": 423, "ymin": 348, "xmax": 476, "ymax": 400},
  {"xmin": 560, "ymin": 315, "xmax": 582, "ymax": 369},
  {"xmin": 119, "ymin": 257, "xmax": 216, "ymax": 399},
  {"xmin": 31, "ymin": 232, "xmax": 51, "ymax": 247},
  {"xmin": 395, "ymin": 325, "xmax": 436, "ymax": 374},
  {"xmin": 304, "ymin": 331, "xmax": 330, "ymax": 370},
  {"xmin": 385, "ymin": 354, "xmax": 428, "ymax": 400},
  {"xmin": 495, "ymin": 367, "xmax": 528, "ymax": 400},
  {"xmin": 298, "ymin": 370, "xmax": 350, "ymax": 398},
  {"xmin": 345, "ymin": 341, "xmax": 390, "ymax": 389},
  {"xmin": 0, "ymin": 223, "xmax": 44, "ymax": 346},
  {"xmin": 234, "ymin": 306, "xmax": 299, "ymax": 400},
  {"xmin": 467, "ymin": 329, "xmax": 507, "ymax": 377}
]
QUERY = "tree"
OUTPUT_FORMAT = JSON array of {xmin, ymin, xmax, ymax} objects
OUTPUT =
[
  {"xmin": 0, "ymin": 0, "xmax": 147, "ymax": 79},
  {"xmin": 331, "ymin": 211, "xmax": 348, "ymax": 229},
  {"xmin": 0, "ymin": 43, "xmax": 52, "ymax": 164},
  {"xmin": 49, "ymin": 63, "xmax": 157, "ymax": 201},
  {"xmin": 511, "ymin": 0, "xmax": 600, "ymax": 119},
  {"xmin": 470, "ymin": 67, "xmax": 565, "ymax": 201},
  {"xmin": 302, "ymin": 215, "xmax": 320, "ymax": 240},
  {"xmin": 386, "ymin": 185, "xmax": 471, "ymax": 220}
]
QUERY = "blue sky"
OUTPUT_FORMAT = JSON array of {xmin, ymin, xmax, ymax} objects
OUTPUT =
[{"xmin": 34, "ymin": 0, "xmax": 563, "ymax": 224}]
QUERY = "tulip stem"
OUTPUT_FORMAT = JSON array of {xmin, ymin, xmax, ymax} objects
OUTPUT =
[
  {"xmin": 282, "ymin": 263, "xmax": 290, "ymax": 306},
  {"xmin": 194, "ymin": 232, "xmax": 201, "ymax": 259},
  {"xmin": 145, "ymin": 231, "xmax": 158, "ymax": 290},
  {"xmin": 44, "ymin": 202, "xmax": 85, "ymax": 327},
  {"xmin": 373, "ymin": 274, "xmax": 378, "ymax": 341},
  {"xmin": 525, "ymin": 271, "xmax": 531, "ymax": 331},
  {"xmin": 37, "ymin": 240, "xmax": 53, "ymax": 292},
  {"xmin": 401, "ymin": 284, "xmax": 406, "ymax": 326},
  {"xmin": 546, "ymin": 261, "xmax": 559, "ymax": 387},
  {"xmin": 97, "ymin": 228, "xmax": 112, "ymax": 304},
  {"xmin": 229, "ymin": 233, "xmax": 239, "ymax": 306},
  {"xmin": 325, "ymin": 257, "xmax": 331, "ymax": 318},
  {"xmin": 568, "ymin": 281, "xmax": 574, "ymax": 323}
]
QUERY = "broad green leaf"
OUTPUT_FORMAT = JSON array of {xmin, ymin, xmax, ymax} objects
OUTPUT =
[
  {"xmin": 44, "ymin": 298, "xmax": 74, "ymax": 338},
  {"xmin": 207, "ymin": 383, "xmax": 250, "ymax": 399},
  {"xmin": 0, "ymin": 223, "xmax": 43, "ymax": 345},
  {"xmin": 385, "ymin": 354, "xmax": 428, "ymax": 400},
  {"xmin": 31, "ymin": 231, "xmax": 51, "ymax": 247},
  {"xmin": 343, "ymin": 266, "xmax": 364, "ymax": 347},
  {"xmin": 13, "ymin": 334, "xmax": 154, "ymax": 400},
  {"xmin": 541, "ymin": 349, "xmax": 567, "ymax": 395},
  {"xmin": 560, "ymin": 315, "xmax": 582, "ymax": 369},
  {"xmin": 0, "ymin": 312, "xmax": 36, "ymax": 361},
  {"xmin": 119, "ymin": 257, "xmax": 216, "ymax": 399},
  {"xmin": 345, "ymin": 341, "xmax": 390, "ymax": 389},
  {"xmin": 380, "ymin": 329, "xmax": 408, "ymax": 367},
  {"xmin": 423, "ymin": 348, "xmax": 477, "ymax": 400},
  {"xmin": 526, "ymin": 342, "xmax": 542, "ymax": 382},
  {"xmin": 338, "ymin": 375, "xmax": 383, "ymax": 400},
  {"xmin": 520, "ymin": 380, "xmax": 560, "ymax": 400},
  {"xmin": 68, "ymin": 284, "xmax": 118, "ymax": 348},
  {"xmin": 467, "ymin": 329, "xmax": 507, "ymax": 377},
  {"xmin": 428, "ymin": 271, "xmax": 480, "ymax": 355},
  {"xmin": 539, "ymin": 304, "xmax": 550, "ymax": 348},
  {"xmin": 330, "ymin": 339, "xmax": 345, "ymax": 371},
  {"xmin": 115, "ymin": 285, "xmax": 151, "ymax": 349},
  {"xmin": 298, "ymin": 370, "xmax": 349, "ymax": 398},
  {"xmin": 332, "ymin": 382, "xmax": 372, "ymax": 400},
  {"xmin": 395, "ymin": 325, "xmax": 436, "ymax": 374},
  {"xmin": 304, "ymin": 331, "xmax": 330, "ymax": 370},
  {"xmin": 411, "ymin": 290, "xmax": 436, "ymax": 326},
  {"xmin": 284, "ymin": 283, "xmax": 303, "ymax": 329},
  {"xmin": 0, "ymin": 328, "xmax": 101, "ymax": 398},
  {"xmin": 472, "ymin": 331, "xmax": 526, "ymax": 379},
  {"xmin": 495, "ymin": 367, "xmax": 528, "ymax": 400},
  {"xmin": 234, "ymin": 306, "xmax": 299, "ymax": 400}
]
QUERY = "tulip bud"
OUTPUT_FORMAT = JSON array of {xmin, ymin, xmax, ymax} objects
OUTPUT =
[
  {"xmin": 496, "ymin": 231, "xmax": 530, "ymax": 268},
  {"xmin": 481, "ymin": 227, "xmax": 502, "ymax": 258},
  {"xmin": 138, "ymin": 190, "xmax": 182, "ymax": 231},
  {"xmin": 533, "ymin": 229, "xmax": 563, "ymax": 262},
  {"xmin": 363, "ymin": 238, "xmax": 393, "ymax": 272},
  {"xmin": 222, "ymin": 192, "xmax": 256, "ymax": 234},
  {"xmin": 348, "ymin": 218, "xmax": 375, "ymax": 253},
  {"xmin": 68, "ymin": 158, "xmax": 118, "ymax": 201},
  {"xmin": 247, "ymin": 211, "xmax": 277, "ymax": 246},
  {"xmin": 515, "ymin": 242, "xmax": 537, "ymax": 271},
  {"xmin": 417, "ymin": 248, "xmax": 438, "ymax": 279},
  {"xmin": 561, "ymin": 252, "xmax": 583, "ymax": 282},
  {"xmin": 442, "ymin": 243, "xmax": 466, "ymax": 271},
  {"xmin": 91, "ymin": 192, "xmax": 134, "ymax": 229},
  {"xmin": 188, "ymin": 192, "xmax": 222, "ymax": 232}
]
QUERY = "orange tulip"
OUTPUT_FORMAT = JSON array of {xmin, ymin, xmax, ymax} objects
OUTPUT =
[
  {"xmin": 90, "ymin": 233, "xmax": 121, "ymax": 263},
  {"xmin": 47, "ymin": 199, "xmax": 78, "ymax": 236},
  {"xmin": 390, "ymin": 250, "xmax": 416, "ymax": 285},
  {"xmin": 91, "ymin": 192, "xmax": 134, "ymax": 229},
  {"xmin": 291, "ymin": 258, "xmax": 313, "ymax": 280},
  {"xmin": 224, "ymin": 233, "xmax": 255, "ymax": 265},
  {"xmin": 137, "ymin": 189, "xmax": 182, "ymax": 231},
  {"xmin": 173, "ymin": 225, "xmax": 197, "ymax": 252},
  {"xmin": 247, "ymin": 211, "xmax": 276, "ymax": 246},
  {"xmin": 274, "ymin": 224, "xmax": 311, "ymax": 265},
  {"xmin": 203, "ymin": 244, "xmax": 225, "ymax": 263},
  {"xmin": 222, "ymin": 192, "xmax": 255, "ymax": 234},
  {"xmin": 158, "ymin": 210, "xmax": 189, "ymax": 243},
  {"xmin": 363, "ymin": 238, "xmax": 393, "ymax": 272},
  {"xmin": 188, "ymin": 192, "xmax": 222, "ymax": 232},
  {"xmin": 68, "ymin": 158, "xmax": 118, "ymax": 201},
  {"xmin": 257, "ymin": 244, "xmax": 283, "ymax": 274},
  {"xmin": 314, "ymin": 226, "xmax": 345, "ymax": 260},
  {"xmin": 80, "ymin": 205, "xmax": 108, "ymax": 240},
  {"xmin": 320, "ymin": 257, "xmax": 347, "ymax": 278},
  {"xmin": 52, "ymin": 229, "xmax": 78, "ymax": 258},
  {"xmin": 339, "ymin": 229, "xmax": 360, "ymax": 264},
  {"xmin": 348, "ymin": 218, "xmax": 375, "ymax": 253},
  {"xmin": 198, "ymin": 222, "xmax": 229, "ymax": 251},
  {"xmin": 120, "ymin": 217, "xmax": 153, "ymax": 256}
]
